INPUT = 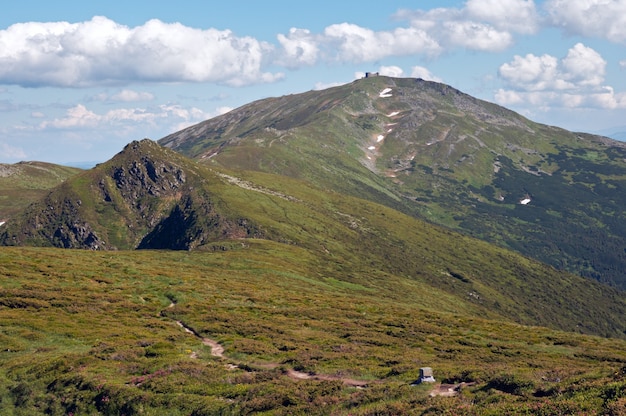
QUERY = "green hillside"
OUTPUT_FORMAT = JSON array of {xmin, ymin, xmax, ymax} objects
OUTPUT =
[
  {"xmin": 160, "ymin": 76, "xmax": 626, "ymax": 289},
  {"xmin": 0, "ymin": 161, "xmax": 81, "ymax": 221},
  {"xmin": 2, "ymin": 139, "xmax": 625, "ymax": 339},
  {"xmin": 1, "ymin": 122, "xmax": 625, "ymax": 413},
  {"xmin": 1, "ymin": 246, "xmax": 625, "ymax": 415}
]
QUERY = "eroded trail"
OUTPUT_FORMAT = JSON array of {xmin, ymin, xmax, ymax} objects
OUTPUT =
[{"xmin": 164, "ymin": 303, "xmax": 370, "ymax": 388}]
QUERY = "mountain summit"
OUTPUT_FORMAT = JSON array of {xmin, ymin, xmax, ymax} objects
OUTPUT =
[
  {"xmin": 3, "ymin": 85, "xmax": 626, "ymax": 413},
  {"xmin": 160, "ymin": 76, "xmax": 626, "ymax": 288}
]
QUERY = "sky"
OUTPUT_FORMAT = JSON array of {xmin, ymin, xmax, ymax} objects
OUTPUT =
[{"xmin": 1, "ymin": 0, "xmax": 626, "ymax": 166}]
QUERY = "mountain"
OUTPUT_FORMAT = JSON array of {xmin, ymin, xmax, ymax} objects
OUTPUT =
[
  {"xmin": 160, "ymin": 76, "xmax": 626, "ymax": 289},
  {"xmin": 2, "ymin": 138, "xmax": 625, "ymax": 339},
  {"xmin": 0, "ymin": 161, "xmax": 81, "ymax": 222},
  {"xmin": 1, "ymin": 140, "xmax": 261, "ymax": 250},
  {"xmin": 2, "ymin": 141, "xmax": 626, "ymax": 412},
  {"xmin": 3, "ymin": 79, "xmax": 626, "ymax": 413}
]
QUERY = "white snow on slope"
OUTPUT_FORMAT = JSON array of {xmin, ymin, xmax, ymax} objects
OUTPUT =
[
  {"xmin": 387, "ymin": 111, "xmax": 399, "ymax": 117},
  {"xmin": 377, "ymin": 135, "xmax": 385, "ymax": 142},
  {"xmin": 368, "ymin": 146, "xmax": 376, "ymax": 150},
  {"xmin": 520, "ymin": 198, "xmax": 531, "ymax": 205},
  {"xmin": 0, "ymin": 221, "xmax": 5, "ymax": 227},
  {"xmin": 379, "ymin": 88, "xmax": 393, "ymax": 98}
]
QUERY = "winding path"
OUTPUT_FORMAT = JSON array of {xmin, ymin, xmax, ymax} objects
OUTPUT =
[
  {"xmin": 163, "ymin": 303, "xmax": 369, "ymax": 387},
  {"xmin": 162, "ymin": 303, "xmax": 469, "ymax": 393}
]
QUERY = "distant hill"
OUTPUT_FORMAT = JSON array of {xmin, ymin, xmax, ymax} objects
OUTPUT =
[
  {"xmin": 160, "ymin": 76, "xmax": 626, "ymax": 289},
  {"xmin": 1, "ymin": 140, "xmax": 262, "ymax": 250},
  {"xmin": 0, "ymin": 161, "xmax": 81, "ymax": 221}
]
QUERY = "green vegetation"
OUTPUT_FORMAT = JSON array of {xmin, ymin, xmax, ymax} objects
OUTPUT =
[
  {"xmin": 3, "ymin": 140, "xmax": 625, "ymax": 339},
  {"xmin": 2, "ymin": 77, "xmax": 626, "ymax": 413},
  {"xmin": 0, "ymin": 162, "xmax": 81, "ymax": 220},
  {"xmin": 1, "ymin": 246, "xmax": 625, "ymax": 415},
  {"xmin": 160, "ymin": 76, "xmax": 626, "ymax": 289}
]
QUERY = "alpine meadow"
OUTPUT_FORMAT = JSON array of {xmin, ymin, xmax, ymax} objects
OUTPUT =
[{"xmin": 1, "ymin": 76, "xmax": 626, "ymax": 415}]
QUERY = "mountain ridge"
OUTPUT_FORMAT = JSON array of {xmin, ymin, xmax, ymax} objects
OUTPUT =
[
  {"xmin": 0, "ymin": 161, "xmax": 82, "ymax": 222},
  {"xmin": 0, "ymin": 140, "xmax": 263, "ymax": 250},
  {"xmin": 2, "ymin": 137, "xmax": 626, "ymax": 340},
  {"xmin": 160, "ymin": 76, "xmax": 626, "ymax": 288},
  {"xmin": 2, "ymin": 126, "xmax": 626, "ymax": 411}
]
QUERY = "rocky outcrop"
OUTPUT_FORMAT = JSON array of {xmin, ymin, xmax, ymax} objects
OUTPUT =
[
  {"xmin": 0, "ymin": 139, "xmax": 263, "ymax": 250},
  {"xmin": 1, "ymin": 190, "xmax": 107, "ymax": 249}
]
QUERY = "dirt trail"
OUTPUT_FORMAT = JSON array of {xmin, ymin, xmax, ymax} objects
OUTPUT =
[
  {"xmin": 164, "ymin": 303, "xmax": 370, "ymax": 388},
  {"xmin": 429, "ymin": 382, "xmax": 476, "ymax": 397},
  {"xmin": 286, "ymin": 369, "xmax": 369, "ymax": 387},
  {"xmin": 161, "ymin": 302, "xmax": 473, "ymax": 394},
  {"xmin": 201, "ymin": 337, "xmax": 225, "ymax": 358}
]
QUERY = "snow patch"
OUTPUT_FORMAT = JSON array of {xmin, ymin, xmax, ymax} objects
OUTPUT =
[
  {"xmin": 520, "ymin": 198, "xmax": 531, "ymax": 205},
  {"xmin": 379, "ymin": 88, "xmax": 393, "ymax": 98},
  {"xmin": 377, "ymin": 135, "xmax": 385, "ymax": 142},
  {"xmin": 0, "ymin": 221, "xmax": 5, "ymax": 227},
  {"xmin": 368, "ymin": 146, "xmax": 376, "ymax": 150},
  {"xmin": 387, "ymin": 111, "xmax": 399, "ymax": 117},
  {"xmin": 386, "ymin": 128, "xmax": 393, "ymax": 133}
]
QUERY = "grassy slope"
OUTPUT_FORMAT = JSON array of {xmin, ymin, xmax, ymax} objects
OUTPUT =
[
  {"xmin": 2, "ymin": 144, "xmax": 626, "ymax": 413},
  {"xmin": 160, "ymin": 76, "xmax": 626, "ymax": 289},
  {"xmin": 3, "ymin": 146, "xmax": 626, "ymax": 338},
  {"xmin": 1, "ymin": 246, "xmax": 625, "ymax": 415},
  {"xmin": 0, "ymin": 162, "xmax": 81, "ymax": 220},
  {"xmin": 215, "ymin": 168, "xmax": 626, "ymax": 339}
]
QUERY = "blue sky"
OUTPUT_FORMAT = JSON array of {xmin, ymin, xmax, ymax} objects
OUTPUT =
[{"xmin": 1, "ymin": 0, "xmax": 626, "ymax": 165}]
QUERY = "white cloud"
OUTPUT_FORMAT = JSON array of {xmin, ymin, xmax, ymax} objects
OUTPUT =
[
  {"xmin": 395, "ymin": 0, "xmax": 538, "ymax": 53},
  {"xmin": 0, "ymin": 16, "xmax": 283, "ymax": 88},
  {"xmin": 379, "ymin": 66, "xmax": 404, "ymax": 78},
  {"xmin": 466, "ymin": 0, "xmax": 539, "ymax": 35},
  {"xmin": 410, "ymin": 66, "xmax": 443, "ymax": 82},
  {"xmin": 277, "ymin": 28, "xmax": 319, "ymax": 67},
  {"xmin": 620, "ymin": 60, "xmax": 626, "ymax": 69},
  {"xmin": 111, "ymin": 90, "xmax": 155, "ymax": 102},
  {"xmin": 494, "ymin": 89, "xmax": 525, "ymax": 106},
  {"xmin": 92, "ymin": 89, "xmax": 154, "ymax": 103},
  {"xmin": 496, "ymin": 43, "xmax": 626, "ymax": 109},
  {"xmin": 322, "ymin": 23, "xmax": 440, "ymax": 62},
  {"xmin": 277, "ymin": 0, "xmax": 532, "ymax": 69},
  {"xmin": 442, "ymin": 21, "xmax": 513, "ymax": 52},
  {"xmin": 499, "ymin": 53, "xmax": 564, "ymax": 91},
  {"xmin": 561, "ymin": 43, "xmax": 606, "ymax": 87},
  {"xmin": 1, "ymin": 4, "xmax": 543, "ymax": 86},
  {"xmin": 545, "ymin": 0, "xmax": 626, "ymax": 43},
  {"xmin": 38, "ymin": 103, "xmax": 214, "ymax": 133},
  {"xmin": 499, "ymin": 43, "xmax": 605, "ymax": 91},
  {"xmin": 0, "ymin": 142, "xmax": 27, "ymax": 159}
]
